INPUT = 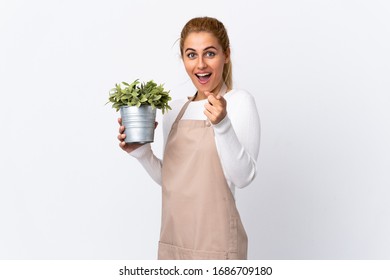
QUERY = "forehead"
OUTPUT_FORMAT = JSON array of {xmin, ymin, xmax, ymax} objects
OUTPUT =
[{"xmin": 183, "ymin": 31, "xmax": 221, "ymax": 50}]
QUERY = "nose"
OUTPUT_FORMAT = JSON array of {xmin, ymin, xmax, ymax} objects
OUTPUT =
[{"xmin": 197, "ymin": 57, "xmax": 206, "ymax": 69}]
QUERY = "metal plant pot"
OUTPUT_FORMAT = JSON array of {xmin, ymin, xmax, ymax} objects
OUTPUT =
[{"xmin": 120, "ymin": 105, "xmax": 156, "ymax": 144}]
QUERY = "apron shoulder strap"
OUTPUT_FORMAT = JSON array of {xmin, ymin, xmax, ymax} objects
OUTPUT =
[
  {"xmin": 164, "ymin": 95, "xmax": 195, "ymax": 147},
  {"xmin": 172, "ymin": 95, "xmax": 195, "ymax": 126}
]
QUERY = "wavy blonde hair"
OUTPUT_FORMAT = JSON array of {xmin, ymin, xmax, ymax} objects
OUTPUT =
[{"xmin": 180, "ymin": 17, "xmax": 232, "ymax": 90}]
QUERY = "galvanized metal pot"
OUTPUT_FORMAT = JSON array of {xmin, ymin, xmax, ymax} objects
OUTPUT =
[{"xmin": 120, "ymin": 105, "xmax": 156, "ymax": 144}]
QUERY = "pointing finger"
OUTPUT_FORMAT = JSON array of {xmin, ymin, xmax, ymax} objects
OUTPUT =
[{"xmin": 207, "ymin": 94, "xmax": 226, "ymax": 106}]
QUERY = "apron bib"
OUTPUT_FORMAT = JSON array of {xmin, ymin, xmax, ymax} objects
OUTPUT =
[{"xmin": 158, "ymin": 88, "xmax": 248, "ymax": 260}]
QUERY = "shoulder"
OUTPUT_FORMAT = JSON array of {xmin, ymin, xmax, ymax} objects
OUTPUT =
[
  {"xmin": 169, "ymin": 98, "xmax": 188, "ymax": 109},
  {"xmin": 224, "ymin": 88, "xmax": 258, "ymax": 109},
  {"xmin": 162, "ymin": 98, "xmax": 187, "ymax": 124},
  {"xmin": 224, "ymin": 88, "xmax": 260, "ymax": 128},
  {"xmin": 165, "ymin": 98, "xmax": 188, "ymax": 117},
  {"xmin": 225, "ymin": 88, "xmax": 255, "ymax": 103}
]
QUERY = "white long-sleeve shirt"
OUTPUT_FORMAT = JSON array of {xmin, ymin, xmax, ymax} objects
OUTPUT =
[{"xmin": 129, "ymin": 88, "xmax": 261, "ymax": 197}]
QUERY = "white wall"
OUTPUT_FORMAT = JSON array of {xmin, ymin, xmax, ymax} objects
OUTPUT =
[{"xmin": 1, "ymin": 0, "xmax": 389, "ymax": 259}]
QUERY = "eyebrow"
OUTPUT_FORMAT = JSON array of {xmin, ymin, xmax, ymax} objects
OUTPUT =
[{"xmin": 185, "ymin": 46, "xmax": 218, "ymax": 53}]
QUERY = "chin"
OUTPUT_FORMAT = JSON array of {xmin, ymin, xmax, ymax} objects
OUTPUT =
[{"xmin": 196, "ymin": 83, "xmax": 214, "ymax": 93}]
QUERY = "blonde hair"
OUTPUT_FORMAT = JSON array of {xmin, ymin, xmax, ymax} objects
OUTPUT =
[{"xmin": 180, "ymin": 17, "xmax": 232, "ymax": 90}]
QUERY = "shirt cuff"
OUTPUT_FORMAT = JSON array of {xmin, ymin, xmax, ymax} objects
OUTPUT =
[
  {"xmin": 212, "ymin": 114, "xmax": 231, "ymax": 134},
  {"xmin": 128, "ymin": 143, "xmax": 152, "ymax": 159}
]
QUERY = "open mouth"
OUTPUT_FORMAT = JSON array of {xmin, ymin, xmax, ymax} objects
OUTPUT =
[{"xmin": 195, "ymin": 73, "xmax": 211, "ymax": 84}]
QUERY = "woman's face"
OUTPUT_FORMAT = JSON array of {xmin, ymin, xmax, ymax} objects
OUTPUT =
[{"xmin": 182, "ymin": 31, "xmax": 229, "ymax": 97}]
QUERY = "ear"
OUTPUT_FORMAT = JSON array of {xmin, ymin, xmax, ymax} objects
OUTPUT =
[{"xmin": 224, "ymin": 47, "xmax": 231, "ymax": 64}]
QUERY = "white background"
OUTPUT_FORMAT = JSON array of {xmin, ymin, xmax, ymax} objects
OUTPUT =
[{"xmin": 1, "ymin": 0, "xmax": 389, "ymax": 260}]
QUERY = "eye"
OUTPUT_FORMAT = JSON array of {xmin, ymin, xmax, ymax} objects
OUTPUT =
[
  {"xmin": 187, "ymin": 52, "xmax": 196, "ymax": 59},
  {"xmin": 205, "ymin": 51, "xmax": 216, "ymax": 57}
]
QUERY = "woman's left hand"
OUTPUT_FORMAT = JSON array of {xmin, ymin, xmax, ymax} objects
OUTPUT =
[{"xmin": 203, "ymin": 91, "xmax": 227, "ymax": 125}]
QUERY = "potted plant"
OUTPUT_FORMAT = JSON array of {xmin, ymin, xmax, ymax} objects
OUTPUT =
[{"xmin": 107, "ymin": 79, "xmax": 171, "ymax": 143}]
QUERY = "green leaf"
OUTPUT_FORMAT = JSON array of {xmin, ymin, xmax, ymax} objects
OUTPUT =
[
  {"xmin": 106, "ymin": 78, "xmax": 172, "ymax": 114},
  {"xmin": 140, "ymin": 96, "xmax": 148, "ymax": 103}
]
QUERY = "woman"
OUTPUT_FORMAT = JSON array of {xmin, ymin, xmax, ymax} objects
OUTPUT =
[{"xmin": 117, "ymin": 17, "xmax": 260, "ymax": 259}]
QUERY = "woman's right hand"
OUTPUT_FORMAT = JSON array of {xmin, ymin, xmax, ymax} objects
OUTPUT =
[
  {"xmin": 117, "ymin": 117, "xmax": 144, "ymax": 153},
  {"xmin": 117, "ymin": 118, "xmax": 158, "ymax": 153}
]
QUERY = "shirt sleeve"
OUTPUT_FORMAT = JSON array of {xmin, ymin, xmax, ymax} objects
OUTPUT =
[
  {"xmin": 129, "ymin": 143, "xmax": 162, "ymax": 186},
  {"xmin": 212, "ymin": 90, "xmax": 261, "ymax": 188},
  {"xmin": 127, "ymin": 99, "xmax": 183, "ymax": 186}
]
